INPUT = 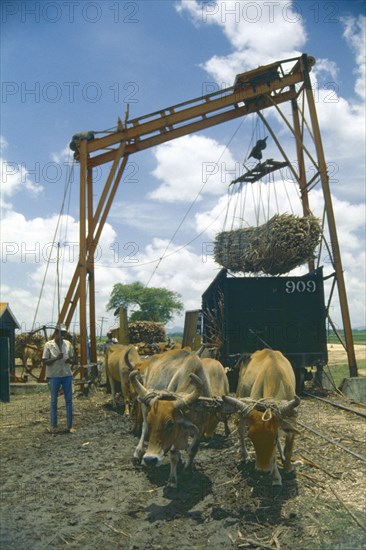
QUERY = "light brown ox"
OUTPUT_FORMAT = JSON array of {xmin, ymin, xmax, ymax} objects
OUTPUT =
[
  {"xmin": 223, "ymin": 349, "xmax": 300, "ymax": 491},
  {"xmin": 126, "ymin": 347, "xmax": 194, "ymax": 436},
  {"xmin": 201, "ymin": 358, "xmax": 230, "ymax": 437},
  {"xmin": 104, "ymin": 344, "xmax": 141, "ymax": 414},
  {"xmin": 130, "ymin": 350, "xmax": 224, "ymax": 488},
  {"xmin": 23, "ymin": 345, "xmax": 43, "ymax": 371}
]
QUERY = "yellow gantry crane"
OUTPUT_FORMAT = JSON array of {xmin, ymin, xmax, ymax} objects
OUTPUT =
[{"xmin": 57, "ymin": 54, "xmax": 357, "ymax": 378}]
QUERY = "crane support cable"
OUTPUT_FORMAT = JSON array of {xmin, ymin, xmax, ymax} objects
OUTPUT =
[
  {"xmin": 56, "ymin": 242, "xmax": 61, "ymax": 320},
  {"xmin": 144, "ymin": 117, "xmax": 247, "ymax": 288},
  {"xmin": 95, "ymin": 192, "xmax": 234, "ymax": 270},
  {"xmin": 256, "ymin": 112, "xmax": 298, "ymax": 214},
  {"xmin": 257, "ymin": 111, "xmax": 301, "ymax": 190},
  {"xmin": 31, "ymin": 159, "xmax": 75, "ymax": 331},
  {"xmin": 266, "ymin": 94, "xmax": 319, "ymax": 170}
]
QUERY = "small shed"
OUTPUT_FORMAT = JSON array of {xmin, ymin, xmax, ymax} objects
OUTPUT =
[{"xmin": 0, "ymin": 303, "xmax": 20, "ymax": 402}]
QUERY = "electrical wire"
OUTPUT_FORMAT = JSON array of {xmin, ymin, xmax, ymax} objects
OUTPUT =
[
  {"xmin": 143, "ymin": 117, "xmax": 247, "ymax": 288},
  {"xmin": 31, "ymin": 156, "xmax": 75, "ymax": 330},
  {"xmin": 59, "ymin": 157, "xmax": 74, "ymax": 311},
  {"xmin": 94, "ymin": 185, "xmax": 238, "ymax": 270}
]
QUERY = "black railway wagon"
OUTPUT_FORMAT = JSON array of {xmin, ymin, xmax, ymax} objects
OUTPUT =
[{"xmin": 202, "ymin": 268, "xmax": 328, "ymax": 391}]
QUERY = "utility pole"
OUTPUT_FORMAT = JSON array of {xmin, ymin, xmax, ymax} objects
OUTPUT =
[{"xmin": 98, "ymin": 316, "xmax": 108, "ymax": 340}]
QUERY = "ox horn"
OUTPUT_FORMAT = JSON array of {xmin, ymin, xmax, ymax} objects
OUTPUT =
[
  {"xmin": 278, "ymin": 395, "xmax": 300, "ymax": 417},
  {"xmin": 222, "ymin": 395, "xmax": 256, "ymax": 418},
  {"xmin": 180, "ymin": 373, "xmax": 203, "ymax": 409},
  {"xmin": 129, "ymin": 370, "xmax": 149, "ymax": 401}
]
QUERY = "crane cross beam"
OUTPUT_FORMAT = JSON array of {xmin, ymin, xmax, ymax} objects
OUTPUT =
[{"xmin": 88, "ymin": 88, "xmax": 298, "ymax": 168}]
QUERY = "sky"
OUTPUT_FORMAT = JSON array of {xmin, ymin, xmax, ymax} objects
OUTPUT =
[{"xmin": 1, "ymin": 0, "xmax": 365, "ymax": 337}]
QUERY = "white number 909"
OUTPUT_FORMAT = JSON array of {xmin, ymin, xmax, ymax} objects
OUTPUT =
[{"xmin": 285, "ymin": 280, "xmax": 317, "ymax": 294}]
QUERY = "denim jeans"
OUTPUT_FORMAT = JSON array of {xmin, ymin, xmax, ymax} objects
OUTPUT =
[{"xmin": 49, "ymin": 376, "xmax": 73, "ymax": 429}]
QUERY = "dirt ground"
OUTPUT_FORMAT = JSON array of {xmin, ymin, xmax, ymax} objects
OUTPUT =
[
  {"xmin": 327, "ymin": 344, "xmax": 366, "ymax": 369},
  {"xmin": 1, "ymin": 346, "xmax": 365, "ymax": 550}
]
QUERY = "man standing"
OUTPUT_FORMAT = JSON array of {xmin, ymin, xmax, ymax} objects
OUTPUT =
[
  {"xmin": 42, "ymin": 325, "xmax": 76, "ymax": 434},
  {"xmin": 103, "ymin": 330, "xmax": 118, "ymax": 354}
]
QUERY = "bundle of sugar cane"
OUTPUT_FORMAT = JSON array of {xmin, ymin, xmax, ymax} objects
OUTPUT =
[
  {"xmin": 15, "ymin": 333, "xmax": 46, "ymax": 359},
  {"xmin": 128, "ymin": 321, "xmax": 166, "ymax": 344},
  {"xmin": 214, "ymin": 214, "xmax": 321, "ymax": 275}
]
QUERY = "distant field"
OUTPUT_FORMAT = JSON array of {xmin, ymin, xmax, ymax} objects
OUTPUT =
[{"xmin": 327, "ymin": 330, "xmax": 366, "ymax": 345}]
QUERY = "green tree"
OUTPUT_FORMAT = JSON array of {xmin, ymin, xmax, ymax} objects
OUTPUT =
[{"xmin": 106, "ymin": 282, "xmax": 184, "ymax": 324}]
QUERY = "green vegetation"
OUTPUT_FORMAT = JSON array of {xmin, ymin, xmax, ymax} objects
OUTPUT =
[
  {"xmin": 326, "ymin": 329, "xmax": 366, "ymax": 345},
  {"xmin": 326, "ymin": 362, "xmax": 365, "ymax": 388},
  {"xmin": 106, "ymin": 282, "xmax": 184, "ymax": 324},
  {"xmin": 167, "ymin": 333, "xmax": 183, "ymax": 344},
  {"xmin": 326, "ymin": 330, "xmax": 365, "ymax": 387}
]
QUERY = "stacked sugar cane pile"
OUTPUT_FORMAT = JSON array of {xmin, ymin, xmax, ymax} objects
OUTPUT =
[
  {"xmin": 214, "ymin": 214, "xmax": 321, "ymax": 275},
  {"xmin": 15, "ymin": 333, "xmax": 45, "ymax": 359},
  {"xmin": 128, "ymin": 321, "xmax": 166, "ymax": 345}
]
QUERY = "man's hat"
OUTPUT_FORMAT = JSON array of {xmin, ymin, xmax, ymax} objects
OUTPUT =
[{"xmin": 56, "ymin": 324, "xmax": 68, "ymax": 333}]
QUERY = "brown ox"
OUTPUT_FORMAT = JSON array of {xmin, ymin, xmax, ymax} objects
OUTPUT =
[
  {"xmin": 23, "ymin": 345, "xmax": 43, "ymax": 370},
  {"xmin": 130, "ymin": 350, "xmax": 219, "ymax": 488},
  {"xmin": 105, "ymin": 344, "xmax": 141, "ymax": 414},
  {"xmin": 127, "ymin": 347, "xmax": 195, "ymax": 436},
  {"xmin": 201, "ymin": 358, "xmax": 230, "ymax": 437},
  {"xmin": 223, "ymin": 349, "xmax": 300, "ymax": 491}
]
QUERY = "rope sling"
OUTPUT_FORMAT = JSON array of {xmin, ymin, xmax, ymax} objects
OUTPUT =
[{"xmin": 214, "ymin": 114, "xmax": 322, "ymax": 275}]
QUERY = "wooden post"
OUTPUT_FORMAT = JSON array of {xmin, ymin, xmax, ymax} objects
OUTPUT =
[
  {"xmin": 119, "ymin": 306, "xmax": 129, "ymax": 344},
  {"xmin": 302, "ymin": 54, "xmax": 357, "ymax": 377},
  {"xmin": 87, "ymin": 166, "xmax": 97, "ymax": 363},
  {"xmin": 290, "ymin": 86, "xmax": 315, "ymax": 272},
  {"xmin": 78, "ymin": 139, "xmax": 88, "ymax": 370},
  {"xmin": 182, "ymin": 310, "xmax": 201, "ymax": 350}
]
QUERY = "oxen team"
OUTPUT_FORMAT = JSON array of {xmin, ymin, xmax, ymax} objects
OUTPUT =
[{"xmin": 104, "ymin": 344, "xmax": 300, "ymax": 493}]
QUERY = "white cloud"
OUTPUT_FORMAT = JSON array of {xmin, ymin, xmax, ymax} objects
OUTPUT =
[
  {"xmin": 0, "ymin": 205, "xmax": 119, "ymax": 330},
  {"xmin": 178, "ymin": 0, "xmax": 307, "ymax": 82},
  {"xmin": 145, "ymin": 0, "xmax": 366, "ymax": 327},
  {"xmin": 312, "ymin": 58, "xmax": 339, "ymax": 84},
  {"xmin": 179, "ymin": 2, "xmax": 366, "ymax": 205},
  {"xmin": 0, "ymin": 135, "xmax": 8, "ymax": 151},
  {"xmin": 0, "ymin": 138, "xmax": 43, "ymax": 209},
  {"xmin": 51, "ymin": 145, "xmax": 72, "ymax": 164},
  {"xmin": 111, "ymin": 236, "xmax": 218, "ymax": 309},
  {"xmin": 195, "ymin": 183, "xmax": 365, "ymax": 254},
  {"xmin": 149, "ymin": 134, "xmax": 237, "ymax": 202},
  {"xmin": 306, "ymin": 73, "xmax": 366, "ymax": 163},
  {"xmin": 110, "ymin": 200, "xmax": 179, "ymax": 233},
  {"xmin": 341, "ymin": 15, "xmax": 366, "ymax": 100},
  {"xmin": 177, "ymin": 2, "xmax": 365, "ymax": 172}
]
